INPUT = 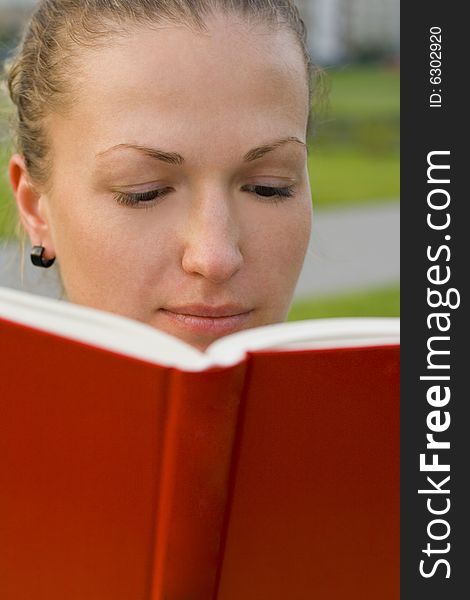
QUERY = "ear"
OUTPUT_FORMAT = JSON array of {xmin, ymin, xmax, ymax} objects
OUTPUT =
[{"xmin": 9, "ymin": 154, "xmax": 55, "ymax": 258}]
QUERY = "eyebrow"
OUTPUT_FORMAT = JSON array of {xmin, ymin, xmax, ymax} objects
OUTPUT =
[
  {"xmin": 243, "ymin": 137, "xmax": 307, "ymax": 162},
  {"xmin": 96, "ymin": 144, "xmax": 184, "ymax": 165},
  {"xmin": 96, "ymin": 136, "xmax": 306, "ymax": 164}
]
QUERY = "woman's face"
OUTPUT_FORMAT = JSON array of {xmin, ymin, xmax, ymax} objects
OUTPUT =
[{"xmin": 33, "ymin": 16, "xmax": 312, "ymax": 350}]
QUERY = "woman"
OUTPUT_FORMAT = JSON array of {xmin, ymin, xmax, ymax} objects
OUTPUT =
[{"xmin": 6, "ymin": 0, "xmax": 315, "ymax": 350}]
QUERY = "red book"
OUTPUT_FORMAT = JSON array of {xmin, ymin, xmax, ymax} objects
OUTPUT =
[{"xmin": 0, "ymin": 286, "xmax": 399, "ymax": 599}]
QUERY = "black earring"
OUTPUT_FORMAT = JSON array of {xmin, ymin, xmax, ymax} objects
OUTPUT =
[{"xmin": 31, "ymin": 246, "xmax": 56, "ymax": 269}]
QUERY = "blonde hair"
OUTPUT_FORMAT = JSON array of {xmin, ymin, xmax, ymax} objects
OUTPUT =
[{"xmin": 5, "ymin": 0, "xmax": 316, "ymax": 189}]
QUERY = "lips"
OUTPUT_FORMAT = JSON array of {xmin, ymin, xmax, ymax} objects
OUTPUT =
[
  {"xmin": 158, "ymin": 304, "xmax": 253, "ymax": 337},
  {"xmin": 162, "ymin": 304, "xmax": 250, "ymax": 318}
]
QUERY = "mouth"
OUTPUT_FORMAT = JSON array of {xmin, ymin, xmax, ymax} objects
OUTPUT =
[{"xmin": 158, "ymin": 304, "xmax": 253, "ymax": 337}]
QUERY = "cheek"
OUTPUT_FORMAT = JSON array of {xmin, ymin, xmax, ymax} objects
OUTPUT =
[
  {"xmin": 48, "ymin": 192, "xmax": 175, "ymax": 315},
  {"xmin": 244, "ymin": 195, "xmax": 312, "ymax": 302},
  {"xmin": 277, "ymin": 206, "xmax": 311, "ymax": 271}
]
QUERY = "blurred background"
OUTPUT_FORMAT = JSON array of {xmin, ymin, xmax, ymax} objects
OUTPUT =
[{"xmin": 0, "ymin": 0, "xmax": 399, "ymax": 320}]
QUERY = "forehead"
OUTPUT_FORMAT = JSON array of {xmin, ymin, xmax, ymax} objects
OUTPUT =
[{"xmin": 53, "ymin": 16, "xmax": 309, "ymax": 162}]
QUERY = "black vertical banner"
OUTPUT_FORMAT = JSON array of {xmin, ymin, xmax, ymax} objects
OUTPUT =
[{"xmin": 401, "ymin": 2, "xmax": 468, "ymax": 598}]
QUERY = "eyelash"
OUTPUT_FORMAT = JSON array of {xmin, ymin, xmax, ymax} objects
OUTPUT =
[
  {"xmin": 113, "ymin": 184, "xmax": 295, "ymax": 208},
  {"xmin": 113, "ymin": 188, "xmax": 171, "ymax": 208},
  {"xmin": 243, "ymin": 185, "xmax": 295, "ymax": 203}
]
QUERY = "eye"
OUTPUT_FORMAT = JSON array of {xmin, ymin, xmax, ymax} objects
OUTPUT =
[
  {"xmin": 242, "ymin": 184, "xmax": 295, "ymax": 201},
  {"xmin": 113, "ymin": 187, "xmax": 172, "ymax": 208}
]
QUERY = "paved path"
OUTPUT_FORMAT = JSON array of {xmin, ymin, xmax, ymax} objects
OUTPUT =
[
  {"xmin": 0, "ymin": 201, "xmax": 399, "ymax": 300},
  {"xmin": 295, "ymin": 200, "xmax": 399, "ymax": 298}
]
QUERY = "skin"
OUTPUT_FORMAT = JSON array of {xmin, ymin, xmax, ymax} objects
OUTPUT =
[{"xmin": 10, "ymin": 14, "xmax": 312, "ymax": 351}]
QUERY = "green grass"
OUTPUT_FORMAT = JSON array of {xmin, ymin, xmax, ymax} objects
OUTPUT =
[
  {"xmin": 0, "ymin": 143, "xmax": 16, "ymax": 239},
  {"xmin": 288, "ymin": 284, "xmax": 400, "ymax": 321},
  {"xmin": 309, "ymin": 149, "xmax": 399, "ymax": 208},
  {"xmin": 322, "ymin": 66, "xmax": 400, "ymax": 119},
  {"xmin": 308, "ymin": 66, "xmax": 399, "ymax": 208},
  {"xmin": 0, "ymin": 197, "xmax": 16, "ymax": 238}
]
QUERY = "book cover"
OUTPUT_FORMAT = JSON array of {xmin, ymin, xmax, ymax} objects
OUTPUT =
[{"xmin": 0, "ymin": 288, "xmax": 399, "ymax": 599}]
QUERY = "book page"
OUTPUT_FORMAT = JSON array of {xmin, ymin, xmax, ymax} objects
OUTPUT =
[
  {"xmin": 0, "ymin": 287, "xmax": 211, "ymax": 371},
  {"xmin": 0, "ymin": 288, "xmax": 399, "ymax": 370},
  {"xmin": 207, "ymin": 318, "xmax": 400, "ymax": 366}
]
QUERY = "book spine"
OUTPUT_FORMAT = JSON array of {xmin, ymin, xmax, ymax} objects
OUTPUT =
[{"xmin": 149, "ymin": 363, "xmax": 246, "ymax": 600}]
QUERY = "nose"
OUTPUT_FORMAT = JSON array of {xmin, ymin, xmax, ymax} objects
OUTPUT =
[{"xmin": 181, "ymin": 190, "xmax": 243, "ymax": 283}]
